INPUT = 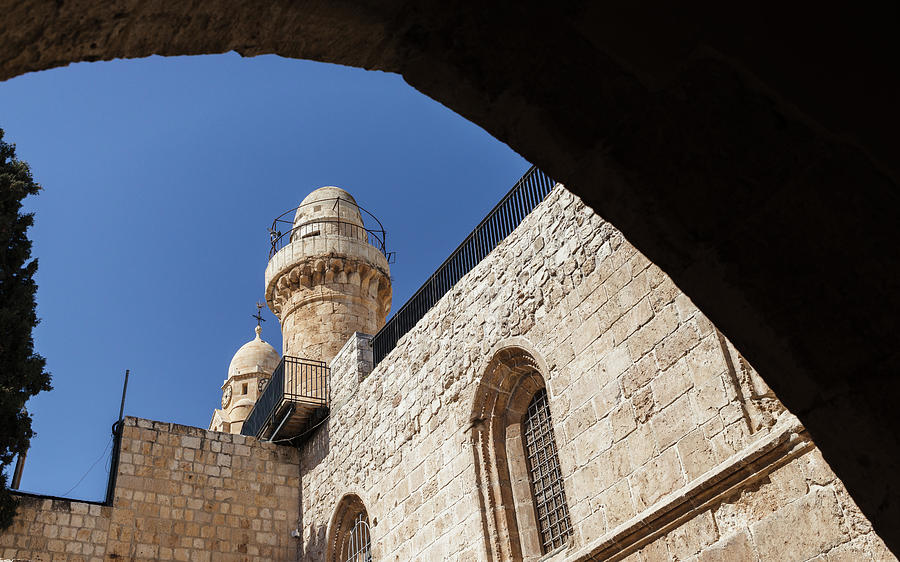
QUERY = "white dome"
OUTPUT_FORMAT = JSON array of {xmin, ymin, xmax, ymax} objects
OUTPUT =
[{"xmin": 227, "ymin": 325, "xmax": 280, "ymax": 379}]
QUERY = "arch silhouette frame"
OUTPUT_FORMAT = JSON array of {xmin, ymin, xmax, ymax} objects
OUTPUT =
[{"xmin": 2, "ymin": 3, "xmax": 898, "ymax": 550}]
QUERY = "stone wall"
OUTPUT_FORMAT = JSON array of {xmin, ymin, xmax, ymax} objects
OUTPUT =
[
  {"xmin": 0, "ymin": 496, "xmax": 109, "ymax": 560},
  {"xmin": 298, "ymin": 185, "xmax": 894, "ymax": 561},
  {"xmin": 329, "ymin": 332, "xmax": 374, "ymax": 413},
  {"xmin": 1, "ymin": 417, "xmax": 300, "ymax": 561},
  {"xmin": 1, "ymin": 185, "xmax": 892, "ymax": 561}
]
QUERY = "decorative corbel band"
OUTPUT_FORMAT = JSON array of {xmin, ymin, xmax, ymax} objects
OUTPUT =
[{"xmin": 266, "ymin": 254, "xmax": 390, "ymax": 316}]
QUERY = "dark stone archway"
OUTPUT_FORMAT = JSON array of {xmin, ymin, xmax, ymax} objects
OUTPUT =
[{"xmin": 2, "ymin": 0, "xmax": 897, "ymax": 552}]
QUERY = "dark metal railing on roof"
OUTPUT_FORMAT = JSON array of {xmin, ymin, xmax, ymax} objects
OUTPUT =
[
  {"xmin": 241, "ymin": 355, "xmax": 329, "ymax": 440},
  {"xmin": 371, "ymin": 165, "xmax": 555, "ymax": 367}
]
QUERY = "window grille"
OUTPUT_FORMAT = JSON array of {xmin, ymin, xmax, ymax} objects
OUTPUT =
[
  {"xmin": 343, "ymin": 512, "xmax": 372, "ymax": 562},
  {"xmin": 523, "ymin": 388, "xmax": 572, "ymax": 553}
]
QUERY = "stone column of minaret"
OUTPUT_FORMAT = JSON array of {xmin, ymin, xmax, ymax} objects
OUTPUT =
[
  {"xmin": 209, "ymin": 324, "xmax": 281, "ymax": 434},
  {"xmin": 264, "ymin": 186, "xmax": 392, "ymax": 364}
]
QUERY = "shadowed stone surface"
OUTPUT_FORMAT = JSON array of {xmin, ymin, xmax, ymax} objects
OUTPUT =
[{"xmin": 1, "ymin": 0, "xmax": 897, "ymax": 553}]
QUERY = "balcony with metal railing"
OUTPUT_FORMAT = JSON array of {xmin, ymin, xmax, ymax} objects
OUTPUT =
[{"xmin": 240, "ymin": 356, "xmax": 329, "ymax": 442}]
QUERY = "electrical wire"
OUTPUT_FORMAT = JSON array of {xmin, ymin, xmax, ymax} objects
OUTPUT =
[
  {"xmin": 60, "ymin": 436, "xmax": 113, "ymax": 497},
  {"xmin": 269, "ymin": 411, "xmax": 331, "ymax": 445}
]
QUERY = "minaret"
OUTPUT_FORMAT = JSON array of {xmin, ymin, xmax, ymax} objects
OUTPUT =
[
  {"xmin": 209, "ymin": 324, "xmax": 281, "ymax": 434},
  {"xmin": 264, "ymin": 186, "xmax": 392, "ymax": 363}
]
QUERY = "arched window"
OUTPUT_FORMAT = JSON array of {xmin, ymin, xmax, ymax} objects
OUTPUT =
[
  {"xmin": 523, "ymin": 388, "xmax": 572, "ymax": 553},
  {"xmin": 327, "ymin": 494, "xmax": 373, "ymax": 562},
  {"xmin": 470, "ymin": 344, "xmax": 573, "ymax": 561}
]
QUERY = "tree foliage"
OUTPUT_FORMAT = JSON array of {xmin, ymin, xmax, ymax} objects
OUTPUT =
[{"xmin": 0, "ymin": 128, "xmax": 52, "ymax": 529}]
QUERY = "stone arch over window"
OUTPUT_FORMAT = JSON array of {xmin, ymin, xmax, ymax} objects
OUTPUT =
[
  {"xmin": 326, "ymin": 493, "xmax": 373, "ymax": 562},
  {"xmin": 470, "ymin": 341, "xmax": 572, "ymax": 561}
]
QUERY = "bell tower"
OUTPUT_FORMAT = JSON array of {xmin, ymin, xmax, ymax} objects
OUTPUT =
[
  {"xmin": 264, "ymin": 186, "xmax": 392, "ymax": 363},
  {"xmin": 209, "ymin": 323, "xmax": 280, "ymax": 435}
]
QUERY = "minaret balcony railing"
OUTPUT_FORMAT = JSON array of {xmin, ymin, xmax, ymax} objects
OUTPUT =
[
  {"xmin": 241, "ymin": 356, "xmax": 329, "ymax": 442},
  {"xmin": 267, "ymin": 196, "xmax": 388, "ymax": 259}
]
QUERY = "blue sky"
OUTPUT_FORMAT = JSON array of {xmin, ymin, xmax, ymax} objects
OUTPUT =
[{"xmin": 0, "ymin": 53, "xmax": 528, "ymax": 499}]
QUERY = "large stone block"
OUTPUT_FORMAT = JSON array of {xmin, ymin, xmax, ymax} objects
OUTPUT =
[
  {"xmin": 666, "ymin": 509, "xmax": 718, "ymax": 559},
  {"xmin": 751, "ymin": 488, "xmax": 850, "ymax": 561},
  {"xmin": 696, "ymin": 530, "xmax": 756, "ymax": 562},
  {"xmin": 651, "ymin": 393, "xmax": 696, "ymax": 450},
  {"xmin": 630, "ymin": 447, "xmax": 685, "ymax": 511}
]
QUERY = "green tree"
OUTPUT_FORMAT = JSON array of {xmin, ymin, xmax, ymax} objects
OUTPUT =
[{"xmin": 0, "ymin": 128, "xmax": 52, "ymax": 529}]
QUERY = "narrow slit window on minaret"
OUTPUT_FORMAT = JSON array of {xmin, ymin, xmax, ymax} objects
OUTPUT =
[{"xmin": 242, "ymin": 383, "xmax": 248, "ymax": 395}]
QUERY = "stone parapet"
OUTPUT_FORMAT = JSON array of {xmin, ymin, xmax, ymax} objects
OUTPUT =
[
  {"xmin": 0, "ymin": 417, "xmax": 301, "ymax": 561},
  {"xmin": 329, "ymin": 332, "xmax": 374, "ymax": 413},
  {"xmin": 0, "ymin": 495, "xmax": 110, "ymax": 560}
]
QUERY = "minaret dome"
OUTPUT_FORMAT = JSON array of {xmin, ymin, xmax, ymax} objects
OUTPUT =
[{"xmin": 294, "ymin": 186, "xmax": 364, "ymax": 228}]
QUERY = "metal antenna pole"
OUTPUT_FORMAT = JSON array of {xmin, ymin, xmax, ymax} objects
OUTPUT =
[
  {"xmin": 117, "ymin": 369, "xmax": 130, "ymax": 427},
  {"xmin": 106, "ymin": 369, "xmax": 129, "ymax": 506}
]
